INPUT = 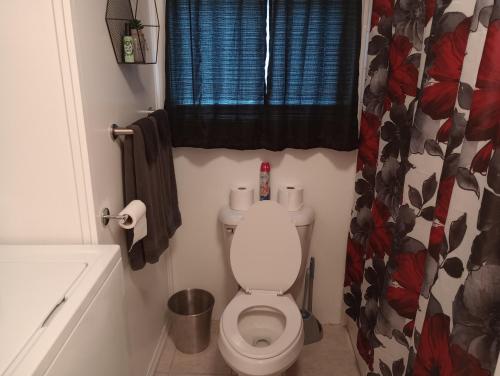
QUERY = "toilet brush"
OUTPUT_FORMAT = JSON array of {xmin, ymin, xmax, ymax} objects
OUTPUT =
[{"xmin": 301, "ymin": 257, "xmax": 323, "ymax": 345}]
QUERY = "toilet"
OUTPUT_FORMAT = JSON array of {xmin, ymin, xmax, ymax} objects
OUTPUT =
[{"xmin": 218, "ymin": 201, "xmax": 312, "ymax": 376}]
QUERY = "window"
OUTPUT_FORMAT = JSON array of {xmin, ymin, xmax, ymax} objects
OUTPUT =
[{"xmin": 166, "ymin": 0, "xmax": 361, "ymax": 150}]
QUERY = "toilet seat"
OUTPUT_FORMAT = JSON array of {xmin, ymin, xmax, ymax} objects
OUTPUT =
[{"xmin": 221, "ymin": 292, "xmax": 302, "ymax": 360}]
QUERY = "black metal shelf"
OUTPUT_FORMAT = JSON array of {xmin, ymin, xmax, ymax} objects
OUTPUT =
[{"xmin": 105, "ymin": 0, "xmax": 160, "ymax": 64}]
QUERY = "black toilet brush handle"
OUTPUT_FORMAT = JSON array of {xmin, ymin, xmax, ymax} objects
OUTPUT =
[{"xmin": 307, "ymin": 258, "xmax": 315, "ymax": 312}]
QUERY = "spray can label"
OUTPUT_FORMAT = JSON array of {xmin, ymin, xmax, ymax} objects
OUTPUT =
[{"xmin": 259, "ymin": 162, "xmax": 271, "ymax": 200}]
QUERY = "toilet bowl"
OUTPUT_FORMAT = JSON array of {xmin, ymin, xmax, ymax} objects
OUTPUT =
[
  {"xmin": 218, "ymin": 291, "xmax": 303, "ymax": 376},
  {"xmin": 218, "ymin": 201, "xmax": 305, "ymax": 376}
]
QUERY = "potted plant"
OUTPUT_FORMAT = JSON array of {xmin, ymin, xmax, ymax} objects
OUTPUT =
[{"xmin": 129, "ymin": 18, "xmax": 148, "ymax": 62}]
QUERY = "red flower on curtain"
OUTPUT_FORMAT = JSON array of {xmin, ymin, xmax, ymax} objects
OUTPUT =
[
  {"xmin": 413, "ymin": 313, "xmax": 453, "ymax": 376},
  {"xmin": 344, "ymin": 236, "xmax": 364, "ymax": 286},
  {"xmin": 428, "ymin": 224, "xmax": 446, "ymax": 260},
  {"xmin": 467, "ymin": 20, "xmax": 500, "ymax": 172},
  {"xmin": 366, "ymin": 199, "xmax": 392, "ymax": 259},
  {"xmin": 387, "ymin": 35, "xmax": 419, "ymax": 105},
  {"xmin": 357, "ymin": 331, "xmax": 374, "ymax": 371},
  {"xmin": 471, "ymin": 141, "xmax": 495, "ymax": 175},
  {"xmin": 436, "ymin": 117, "xmax": 453, "ymax": 143},
  {"xmin": 467, "ymin": 20, "xmax": 500, "ymax": 141},
  {"xmin": 434, "ymin": 175, "xmax": 455, "ymax": 224},
  {"xmin": 420, "ymin": 18, "xmax": 471, "ymax": 120},
  {"xmin": 413, "ymin": 313, "xmax": 491, "ymax": 376},
  {"xmin": 371, "ymin": 0, "xmax": 394, "ymax": 30},
  {"xmin": 385, "ymin": 249, "xmax": 426, "ymax": 319},
  {"xmin": 403, "ymin": 319, "xmax": 415, "ymax": 337},
  {"xmin": 450, "ymin": 345, "xmax": 491, "ymax": 376},
  {"xmin": 358, "ymin": 111, "xmax": 382, "ymax": 171},
  {"xmin": 425, "ymin": 0, "xmax": 436, "ymax": 24}
]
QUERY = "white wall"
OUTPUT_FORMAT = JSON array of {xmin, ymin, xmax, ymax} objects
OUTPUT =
[
  {"xmin": 66, "ymin": 0, "xmax": 170, "ymax": 374},
  {"xmin": 169, "ymin": 149, "xmax": 356, "ymax": 323},
  {"xmin": 0, "ymin": 0, "xmax": 94, "ymax": 244}
]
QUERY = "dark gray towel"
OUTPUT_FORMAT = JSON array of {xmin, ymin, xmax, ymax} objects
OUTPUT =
[
  {"xmin": 149, "ymin": 110, "xmax": 181, "ymax": 237},
  {"xmin": 150, "ymin": 109, "xmax": 170, "ymax": 146},
  {"xmin": 135, "ymin": 117, "xmax": 159, "ymax": 164},
  {"xmin": 122, "ymin": 117, "xmax": 180, "ymax": 270}
]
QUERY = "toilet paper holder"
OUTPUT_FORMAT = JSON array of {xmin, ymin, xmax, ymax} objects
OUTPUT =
[{"xmin": 100, "ymin": 208, "xmax": 129, "ymax": 226}]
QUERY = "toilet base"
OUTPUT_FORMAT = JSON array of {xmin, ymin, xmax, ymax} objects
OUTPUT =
[{"xmin": 232, "ymin": 371, "xmax": 285, "ymax": 376}]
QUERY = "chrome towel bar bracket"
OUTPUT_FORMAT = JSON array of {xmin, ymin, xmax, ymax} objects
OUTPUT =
[{"xmin": 110, "ymin": 124, "xmax": 134, "ymax": 141}]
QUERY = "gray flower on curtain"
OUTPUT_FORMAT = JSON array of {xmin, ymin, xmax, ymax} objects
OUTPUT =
[
  {"xmin": 394, "ymin": 0, "xmax": 425, "ymax": 49},
  {"xmin": 375, "ymin": 157, "xmax": 406, "ymax": 215},
  {"xmin": 380, "ymin": 104, "xmax": 413, "ymax": 163},
  {"xmin": 363, "ymin": 7, "xmax": 393, "ymax": 117},
  {"xmin": 350, "ymin": 207, "xmax": 374, "ymax": 247},
  {"xmin": 363, "ymin": 70, "xmax": 390, "ymax": 117},
  {"xmin": 469, "ymin": 188, "xmax": 500, "ymax": 270},
  {"xmin": 451, "ymin": 265, "xmax": 500, "ymax": 374},
  {"xmin": 356, "ymin": 258, "xmax": 387, "ymax": 370}
]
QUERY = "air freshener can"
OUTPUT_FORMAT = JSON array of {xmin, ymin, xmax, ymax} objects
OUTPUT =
[{"xmin": 259, "ymin": 162, "xmax": 271, "ymax": 200}]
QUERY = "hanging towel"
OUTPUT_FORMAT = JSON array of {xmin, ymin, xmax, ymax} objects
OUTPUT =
[
  {"xmin": 122, "ymin": 116, "xmax": 180, "ymax": 270},
  {"xmin": 150, "ymin": 109, "xmax": 170, "ymax": 146},
  {"xmin": 138, "ymin": 118, "xmax": 160, "ymax": 164},
  {"xmin": 149, "ymin": 109, "xmax": 182, "ymax": 237}
]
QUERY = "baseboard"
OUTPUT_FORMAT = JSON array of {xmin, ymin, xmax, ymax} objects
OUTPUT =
[{"xmin": 146, "ymin": 321, "xmax": 169, "ymax": 376}]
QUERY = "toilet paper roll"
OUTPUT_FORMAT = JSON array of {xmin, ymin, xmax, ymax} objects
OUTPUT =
[
  {"xmin": 277, "ymin": 185, "xmax": 304, "ymax": 211},
  {"xmin": 229, "ymin": 186, "xmax": 255, "ymax": 211},
  {"xmin": 118, "ymin": 200, "xmax": 148, "ymax": 252}
]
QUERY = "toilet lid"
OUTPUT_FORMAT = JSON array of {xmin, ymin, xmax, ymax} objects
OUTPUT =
[{"xmin": 230, "ymin": 201, "xmax": 301, "ymax": 293}]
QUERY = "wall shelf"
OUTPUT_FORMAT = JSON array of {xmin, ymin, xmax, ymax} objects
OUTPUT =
[{"xmin": 105, "ymin": 0, "xmax": 159, "ymax": 64}]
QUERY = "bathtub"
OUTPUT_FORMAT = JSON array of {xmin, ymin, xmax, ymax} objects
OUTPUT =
[{"xmin": 0, "ymin": 244, "xmax": 128, "ymax": 376}]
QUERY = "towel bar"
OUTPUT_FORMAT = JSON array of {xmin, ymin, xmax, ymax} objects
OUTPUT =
[{"xmin": 110, "ymin": 108, "xmax": 155, "ymax": 141}]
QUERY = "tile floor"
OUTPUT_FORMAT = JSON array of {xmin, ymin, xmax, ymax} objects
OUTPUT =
[{"xmin": 155, "ymin": 322, "xmax": 360, "ymax": 376}]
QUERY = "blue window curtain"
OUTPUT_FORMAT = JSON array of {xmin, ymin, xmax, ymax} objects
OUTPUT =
[
  {"xmin": 165, "ymin": 0, "xmax": 361, "ymax": 150},
  {"xmin": 166, "ymin": 0, "xmax": 267, "ymax": 148},
  {"xmin": 263, "ymin": 0, "xmax": 360, "ymax": 150}
]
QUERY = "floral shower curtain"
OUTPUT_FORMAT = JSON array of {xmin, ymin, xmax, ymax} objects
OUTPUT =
[{"xmin": 344, "ymin": 0, "xmax": 500, "ymax": 375}]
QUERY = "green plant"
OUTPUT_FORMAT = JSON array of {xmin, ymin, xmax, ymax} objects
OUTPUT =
[{"xmin": 129, "ymin": 18, "xmax": 144, "ymax": 30}]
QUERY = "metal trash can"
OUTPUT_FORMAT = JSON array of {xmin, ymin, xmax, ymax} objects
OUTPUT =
[{"xmin": 168, "ymin": 289, "xmax": 215, "ymax": 354}]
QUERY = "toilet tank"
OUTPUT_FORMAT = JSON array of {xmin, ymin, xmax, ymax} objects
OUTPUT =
[{"xmin": 218, "ymin": 205, "xmax": 315, "ymax": 300}]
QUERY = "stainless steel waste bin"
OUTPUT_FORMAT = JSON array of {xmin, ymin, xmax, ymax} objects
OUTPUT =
[{"xmin": 168, "ymin": 289, "xmax": 215, "ymax": 354}]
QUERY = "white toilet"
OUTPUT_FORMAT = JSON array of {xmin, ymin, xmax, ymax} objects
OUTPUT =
[{"xmin": 218, "ymin": 201, "xmax": 314, "ymax": 376}]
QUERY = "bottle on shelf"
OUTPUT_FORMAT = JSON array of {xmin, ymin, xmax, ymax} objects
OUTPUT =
[{"xmin": 123, "ymin": 23, "xmax": 135, "ymax": 63}]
